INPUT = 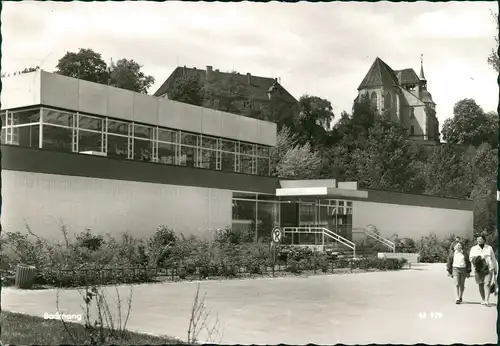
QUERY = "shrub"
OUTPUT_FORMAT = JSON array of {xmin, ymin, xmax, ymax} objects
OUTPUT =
[
  {"xmin": 286, "ymin": 259, "xmax": 302, "ymax": 273},
  {"xmin": 2, "ymin": 224, "xmax": 409, "ymax": 288},
  {"xmin": 242, "ymin": 242, "xmax": 269, "ymax": 274},
  {"xmin": 75, "ymin": 229, "xmax": 105, "ymax": 251},
  {"xmin": 214, "ymin": 227, "xmax": 254, "ymax": 246},
  {"xmin": 417, "ymin": 233, "xmax": 458, "ymax": 263},
  {"xmin": 351, "ymin": 257, "xmax": 406, "ymax": 271}
]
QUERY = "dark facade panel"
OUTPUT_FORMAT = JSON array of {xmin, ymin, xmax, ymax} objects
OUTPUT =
[
  {"xmin": 1, "ymin": 145, "xmax": 279, "ymax": 194},
  {"xmin": 361, "ymin": 189, "xmax": 474, "ymax": 212}
]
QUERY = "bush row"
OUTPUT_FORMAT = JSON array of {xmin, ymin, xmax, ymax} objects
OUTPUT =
[{"xmin": 1, "ymin": 226, "xmax": 415, "ymax": 287}]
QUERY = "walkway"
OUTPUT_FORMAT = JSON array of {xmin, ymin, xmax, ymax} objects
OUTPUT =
[{"xmin": 2, "ymin": 264, "xmax": 497, "ymax": 344}]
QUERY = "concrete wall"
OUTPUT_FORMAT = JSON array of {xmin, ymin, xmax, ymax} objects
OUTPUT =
[
  {"xmin": 352, "ymin": 200, "xmax": 474, "ymax": 240},
  {"xmin": 1, "ymin": 72, "xmax": 41, "ymax": 109},
  {"xmin": 2, "ymin": 170, "xmax": 232, "ymax": 240},
  {"xmin": 1, "ymin": 71, "xmax": 276, "ymax": 146}
]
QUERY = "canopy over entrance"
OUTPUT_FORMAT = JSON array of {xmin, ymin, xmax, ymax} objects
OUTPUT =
[{"xmin": 276, "ymin": 179, "xmax": 368, "ymax": 199}]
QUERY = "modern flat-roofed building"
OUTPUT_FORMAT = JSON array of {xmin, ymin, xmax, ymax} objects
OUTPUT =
[{"xmin": 1, "ymin": 70, "xmax": 473, "ymax": 252}]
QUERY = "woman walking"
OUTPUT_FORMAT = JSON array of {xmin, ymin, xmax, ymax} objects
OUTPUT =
[
  {"xmin": 469, "ymin": 234, "xmax": 498, "ymax": 306},
  {"xmin": 447, "ymin": 242, "xmax": 471, "ymax": 304}
]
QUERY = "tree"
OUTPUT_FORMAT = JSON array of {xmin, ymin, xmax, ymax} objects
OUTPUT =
[
  {"xmin": 1, "ymin": 66, "xmax": 40, "ymax": 78},
  {"xmin": 487, "ymin": 10, "xmax": 499, "ymax": 73},
  {"xmin": 333, "ymin": 96, "xmax": 376, "ymax": 146},
  {"xmin": 341, "ymin": 115, "xmax": 423, "ymax": 193},
  {"xmin": 55, "ymin": 48, "xmax": 109, "ymax": 84},
  {"xmin": 420, "ymin": 144, "xmax": 473, "ymax": 199},
  {"xmin": 270, "ymin": 127, "xmax": 321, "ymax": 179},
  {"xmin": 441, "ymin": 98, "xmax": 497, "ymax": 148},
  {"xmin": 109, "ymin": 59, "xmax": 155, "ymax": 94},
  {"xmin": 320, "ymin": 98, "xmax": 378, "ymax": 180},
  {"xmin": 466, "ymin": 143, "xmax": 497, "ymax": 234},
  {"xmin": 168, "ymin": 76, "xmax": 204, "ymax": 106},
  {"xmin": 291, "ymin": 95, "xmax": 335, "ymax": 148}
]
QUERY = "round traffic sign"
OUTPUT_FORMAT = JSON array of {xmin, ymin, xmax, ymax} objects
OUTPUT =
[{"xmin": 271, "ymin": 226, "xmax": 282, "ymax": 243}]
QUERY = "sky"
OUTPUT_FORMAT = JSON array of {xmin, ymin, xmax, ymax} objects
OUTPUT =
[{"xmin": 2, "ymin": 1, "xmax": 498, "ymax": 129}]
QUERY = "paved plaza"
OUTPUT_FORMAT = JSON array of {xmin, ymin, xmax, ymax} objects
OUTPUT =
[{"xmin": 2, "ymin": 263, "xmax": 497, "ymax": 344}]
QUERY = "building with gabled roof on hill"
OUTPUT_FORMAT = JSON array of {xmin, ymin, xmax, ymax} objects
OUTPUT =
[
  {"xmin": 154, "ymin": 65, "xmax": 300, "ymax": 123},
  {"xmin": 355, "ymin": 56, "xmax": 439, "ymax": 144}
]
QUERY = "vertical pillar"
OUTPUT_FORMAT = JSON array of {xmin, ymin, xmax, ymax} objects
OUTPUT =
[
  {"xmin": 39, "ymin": 108, "xmax": 43, "ymax": 149},
  {"xmin": 254, "ymin": 197, "xmax": 258, "ymax": 242}
]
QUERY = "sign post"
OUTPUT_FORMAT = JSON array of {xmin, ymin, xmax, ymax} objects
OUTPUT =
[{"xmin": 271, "ymin": 226, "xmax": 282, "ymax": 277}]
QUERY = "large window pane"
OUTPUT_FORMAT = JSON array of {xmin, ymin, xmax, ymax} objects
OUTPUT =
[
  {"xmin": 257, "ymin": 201, "xmax": 280, "ymax": 242},
  {"xmin": 107, "ymin": 134, "xmax": 128, "ymax": 159},
  {"xmin": 1, "ymin": 112, "xmax": 5, "ymax": 128},
  {"xmin": 79, "ymin": 130, "xmax": 103, "ymax": 152},
  {"xmin": 256, "ymin": 146, "xmax": 270, "ymax": 157},
  {"xmin": 13, "ymin": 125, "xmax": 39, "ymax": 148},
  {"xmin": 1, "ymin": 128, "xmax": 6, "ymax": 144},
  {"xmin": 79, "ymin": 115, "xmax": 103, "ymax": 131},
  {"xmin": 158, "ymin": 142, "xmax": 176, "ymax": 164},
  {"xmin": 180, "ymin": 133, "xmax": 198, "ymax": 146},
  {"xmin": 240, "ymin": 155, "xmax": 254, "ymax": 174},
  {"xmin": 42, "ymin": 125, "xmax": 72, "ymax": 152},
  {"xmin": 107, "ymin": 119, "xmax": 129, "ymax": 135},
  {"xmin": 221, "ymin": 152, "xmax": 235, "ymax": 172},
  {"xmin": 240, "ymin": 143, "xmax": 254, "ymax": 155},
  {"xmin": 200, "ymin": 149, "xmax": 217, "ymax": 169},
  {"xmin": 179, "ymin": 145, "xmax": 196, "ymax": 167},
  {"xmin": 221, "ymin": 140, "xmax": 236, "ymax": 152},
  {"xmin": 133, "ymin": 124, "xmax": 154, "ymax": 140},
  {"xmin": 257, "ymin": 157, "xmax": 270, "ymax": 176},
  {"xmin": 158, "ymin": 129, "xmax": 177, "ymax": 143},
  {"xmin": 202, "ymin": 136, "xmax": 219, "ymax": 150},
  {"xmin": 134, "ymin": 138, "xmax": 153, "ymax": 161},
  {"xmin": 43, "ymin": 109, "xmax": 73, "ymax": 127},
  {"xmin": 11, "ymin": 109, "xmax": 41, "ymax": 125},
  {"xmin": 232, "ymin": 199, "xmax": 256, "ymax": 234}
]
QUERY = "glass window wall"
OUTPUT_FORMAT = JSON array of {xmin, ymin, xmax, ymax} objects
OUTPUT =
[
  {"xmin": 78, "ymin": 114, "xmax": 104, "ymax": 153},
  {"xmin": 79, "ymin": 130, "xmax": 103, "ymax": 153},
  {"xmin": 1, "ymin": 106, "xmax": 272, "ymax": 176},
  {"xmin": 232, "ymin": 193, "xmax": 281, "ymax": 242},
  {"xmin": 13, "ymin": 125, "xmax": 39, "ymax": 148},
  {"xmin": 43, "ymin": 109, "xmax": 73, "ymax": 127},
  {"xmin": 42, "ymin": 125, "xmax": 72, "ymax": 152},
  {"xmin": 12, "ymin": 109, "xmax": 41, "ymax": 125},
  {"xmin": 107, "ymin": 134, "xmax": 128, "ymax": 159},
  {"xmin": 133, "ymin": 124, "xmax": 154, "ymax": 161},
  {"xmin": 232, "ymin": 199, "xmax": 256, "ymax": 235},
  {"xmin": 256, "ymin": 201, "xmax": 280, "ymax": 242},
  {"xmin": 158, "ymin": 142, "xmax": 176, "ymax": 164}
]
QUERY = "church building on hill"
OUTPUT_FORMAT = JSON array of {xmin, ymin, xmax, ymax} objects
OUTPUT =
[{"xmin": 355, "ymin": 56, "xmax": 440, "ymax": 144}]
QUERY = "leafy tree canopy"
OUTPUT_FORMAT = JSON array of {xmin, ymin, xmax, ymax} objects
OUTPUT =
[
  {"xmin": 270, "ymin": 127, "xmax": 321, "ymax": 179},
  {"xmin": 341, "ymin": 114, "xmax": 422, "ymax": 193},
  {"xmin": 441, "ymin": 98, "xmax": 498, "ymax": 148},
  {"xmin": 291, "ymin": 95, "xmax": 335, "ymax": 148},
  {"xmin": 56, "ymin": 48, "xmax": 109, "ymax": 84},
  {"xmin": 55, "ymin": 48, "xmax": 154, "ymax": 94},
  {"xmin": 109, "ymin": 59, "xmax": 155, "ymax": 94}
]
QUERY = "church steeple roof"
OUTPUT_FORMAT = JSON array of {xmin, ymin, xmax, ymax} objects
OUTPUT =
[
  {"xmin": 357, "ymin": 57, "xmax": 400, "ymax": 91},
  {"xmin": 419, "ymin": 54, "xmax": 426, "ymax": 81}
]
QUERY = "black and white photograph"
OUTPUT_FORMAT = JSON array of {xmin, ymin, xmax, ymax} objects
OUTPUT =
[{"xmin": 0, "ymin": 1, "xmax": 498, "ymax": 345}]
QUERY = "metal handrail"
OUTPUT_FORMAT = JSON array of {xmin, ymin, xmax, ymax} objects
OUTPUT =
[
  {"xmin": 282, "ymin": 226, "xmax": 356, "ymax": 258},
  {"xmin": 362, "ymin": 228, "xmax": 395, "ymax": 252}
]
